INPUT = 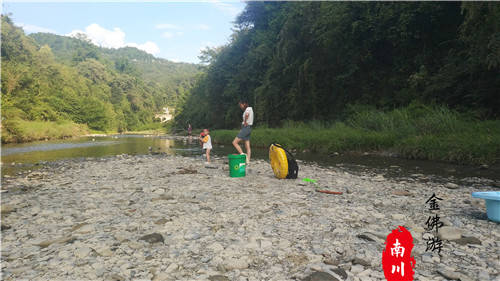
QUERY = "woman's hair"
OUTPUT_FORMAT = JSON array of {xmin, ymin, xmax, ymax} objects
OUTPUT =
[{"xmin": 239, "ymin": 99, "xmax": 248, "ymax": 105}]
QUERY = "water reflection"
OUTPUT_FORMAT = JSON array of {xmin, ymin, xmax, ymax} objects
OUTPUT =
[
  {"xmin": 2, "ymin": 135, "xmax": 499, "ymax": 181},
  {"xmin": 1, "ymin": 136, "xmax": 195, "ymax": 165}
]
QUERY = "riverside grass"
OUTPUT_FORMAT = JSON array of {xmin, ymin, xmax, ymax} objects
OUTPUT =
[
  {"xmin": 211, "ymin": 106, "xmax": 500, "ymax": 165},
  {"xmin": 1, "ymin": 120, "xmax": 170, "ymax": 143},
  {"xmin": 1, "ymin": 120, "xmax": 89, "ymax": 143}
]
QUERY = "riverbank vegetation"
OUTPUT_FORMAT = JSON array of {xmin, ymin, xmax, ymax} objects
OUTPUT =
[
  {"xmin": 1, "ymin": 15, "xmax": 198, "ymax": 143},
  {"xmin": 212, "ymin": 105, "xmax": 500, "ymax": 165},
  {"xmin": 1, "ymin": 120, "xmax": 89, "ymax": 143},
  {"xmin": 175, "ymin": 2, "xmax": 500, "ymax": 165}
]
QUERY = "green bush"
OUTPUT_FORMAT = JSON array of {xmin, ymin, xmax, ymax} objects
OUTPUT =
[
  {"xmin": 1, "ymin": 119, "xmax": 89, "ymax": 143},
  {"xmin": 212, "ymin": 105, "xmax": 500, "ymax": 164}
]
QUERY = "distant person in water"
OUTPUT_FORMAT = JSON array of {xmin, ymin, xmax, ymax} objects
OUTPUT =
[
  {"xmin": 232, "ymin": 99, "xmax": 253, "ymax": 164},
  {"xmin": 187, "ymin": 123, "xmax": 192, "ymax": 136},
  {"xmin": 199, "ymin": 129, "xmax": 212, "ymax": 163}
]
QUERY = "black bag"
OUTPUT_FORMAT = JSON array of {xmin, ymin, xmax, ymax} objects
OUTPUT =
[{"xmin": 272, "ymin": 143, "xmax": 299, "ymax": 179}]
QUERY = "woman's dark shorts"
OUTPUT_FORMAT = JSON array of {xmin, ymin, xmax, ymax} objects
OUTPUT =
[{"xmin": 237, "ymin": 125, "xmax": 252, "ymax": 140}]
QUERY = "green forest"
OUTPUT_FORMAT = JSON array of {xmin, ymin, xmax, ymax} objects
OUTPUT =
[
  {"xmin": 172, "ymin": 2, "xmax": 500, "ymax": 164},
  {"xmin": 1, "ymin": 15, "xmax": 200, "ymax": 142},
  {"xmin": 175, "ymin": 2, "xmax": 499, "ymax": 129}
]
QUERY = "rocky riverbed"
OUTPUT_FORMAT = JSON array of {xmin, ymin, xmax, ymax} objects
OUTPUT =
[{"xmin": 1, "ymin": 154, "xmax": 499, "ymax": 281}]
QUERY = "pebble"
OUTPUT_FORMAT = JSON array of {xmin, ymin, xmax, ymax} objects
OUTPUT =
[
  {"xmin": 209, "ymin": 275, "xmax": 230, "ymax": 281},
  {"xmin": 438, "ymin": 226, "xmax": 463, "ymax": 241},
  {"xmin": 445, "ymin": 182, "xmax": 459, "ymax": 189},
  {"xmin": 165, "ymin": 263, "xmax": 178, "ymax": 273},
  {"xmin": 303, "ymin": 272, "xmax": 339, "ymax": 281},
  {"xmin": 391, "ymin": 214, "xmax": 405, "ymax": 220},
  {"xmin": 350, "ymin": 264, "xmax": 364, "ymax": 274},
  {"xmin": 75, "ymin": 246, "xmax": 92, "ymax": 259},
  {"xmin": 1, "ymin": 204, "xmax": 16, "ymax": 214},
  {"xmin": 76, "ymin": 224, "xmax": 95, "ymax": 234},
  {"xmin": 138, "ymin": 233, "xmax": 164, "ymax": 244},
  {"xmin": 352, "ymin": 256, "xmax": 371, "ymax": 267},
  {"xmin": 222, "ymin": 257, "xmax": 250, "ymax": 270},
  {"xmin": 454, "ymin": 236, "xmax": 481, "ymax": 245},
  {"xmin": 437, "ymin": 268, "xmax": 462, "ymax": 280}
]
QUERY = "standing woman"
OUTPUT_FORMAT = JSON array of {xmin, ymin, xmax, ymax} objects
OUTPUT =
[
  {"xmin": 232, "ymin": 99, "xmax": 254, "ymax": 164},
  {"xmin": 187, "ymin": 123, "xmax": 192, "ymax": 136}
]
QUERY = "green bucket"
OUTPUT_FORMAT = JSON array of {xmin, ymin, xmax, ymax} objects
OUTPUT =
[{"xmin": 228, "ymin": 154, "xmax": 246, "ymax": 177}]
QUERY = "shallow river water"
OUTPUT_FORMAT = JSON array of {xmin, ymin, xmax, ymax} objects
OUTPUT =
[{"xmin": 2, "ymin": 134, "xmax": 499, "ymax": 183}]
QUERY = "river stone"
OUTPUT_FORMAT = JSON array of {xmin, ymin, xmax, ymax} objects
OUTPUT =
[
  {"xmin": 71, "ymin": 223, "xmax": 88, "ymax": 232},
  {"xmin": 207, "ymin": 242, "xmax": 224, "ymax": 253},
  {"xmin": 352, "ymin": 256, "xmax": 371, "ymax": 267},
  {"xmin": 154, "ymin": 218, "xmax": 169, "ymax": 225},
  {"xmin": 151, "ymin": 195, "xmax": 174, "ymax": 202},
  {"xmin": 303, "ymin": 272, "xmax": 339, "ymax": 281},
  {"xmin": 422, "ymin": 254, "xmax": 432, "ymax": 263},
  {"xmin": 356, "ymin": 232, "xmax": 381, "ymax": 242},
  {"xmin": 323, "ymin": 259, "xmax": 339, "ymax": 266},
  {"xmin": 392, "ymin": 190, "xmax": 412, "ymax": 196},
  {"xmin": 106, "ymin": 273, "xmax": 125, "ymax": 281},
  {"xmin": 454, "ymin": 236, "xmax": 481, "ymax": 245},
  {"xmin": 478, "ymin": 271, "xmax": 490, "ymax": 280},
  {"xmin": 153, "ymin": 272, "xmax": 170, "ymax": 281},
  {"xmin": 165, "ymin": 263, "xmax": 178, "ymax": 273},
  {"xmin": 95, "ymin": 246, "xmax": 113, "ymax": 257},
  {"xmin": 350, "ymin": 264, "xmax": 364, "ymax": 274},
  {"xmin": 75, "ymin": 246, "xmax": 92, "ymax": 259},
  {"xmin": 438, "ymin": 226, "xmax": 462, "ymax": 241},
  {"xmin": 36, "ymin": 236, "xmax": 74, "ymax": 248},
  {"xmin": 437, "ymin": 268, "xmax": 461, "ymax": 280},
  {"xmin": 445, "ymin": 183, "xmax": 459, "ymax": 189},
  {"xmin": 223, "ymin": 257, "xmax": 250, "ymax": 270},
  {"xmin": 139, "ymin": 233, "xmax": 164, "ymax": 244},
  {"xmin": 208, "ymin": 275, "xmax": 230, "ymax": 281},
  {"xmin": 391, "ymin": 214, "xmax": 405, "ymax": 220},
  {"xmin": 1, "ymin": 205, "xmax": 16, "ymax": 215},
  {"xmin": 75, "ymin": 224, "xmax": 95, "ymax": 234},
  {"xmin": 1, "ymin": 223, "xmax": 12, "ymax": 230},
  {"xmin": 184, "ymin": 232, "xmax": 201, "ymax": 240},
  {"xmin": 330, "ymin": 267, "xmax": 347, "ymax": 280}
]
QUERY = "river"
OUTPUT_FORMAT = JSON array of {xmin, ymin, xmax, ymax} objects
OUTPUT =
[{"xmin": 2, "ymin": 134, "xmax": 499, "ymax": 183}]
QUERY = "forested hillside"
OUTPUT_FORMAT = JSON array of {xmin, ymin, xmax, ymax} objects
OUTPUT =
[
  {"xmin": 175, "ymin": 2, "xmax": 500, "ymax": 129},
  {"xmin": 1, "ymin": 15, "xmax": 199, "ymax": 142}
]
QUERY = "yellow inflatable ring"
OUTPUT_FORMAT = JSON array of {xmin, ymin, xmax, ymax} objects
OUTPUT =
[{"xmin": 269, "ymin": 144, "xmax": 288, "ymax": 179}]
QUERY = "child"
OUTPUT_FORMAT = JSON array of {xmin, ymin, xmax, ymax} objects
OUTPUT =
[{"xmin": 199, "ymin": 129, "xmax": 212, "ymax": 163}]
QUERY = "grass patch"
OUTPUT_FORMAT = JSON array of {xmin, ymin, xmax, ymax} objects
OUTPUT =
[
  {"xmin": 122, "ymin": 122, "xmax": 171, "ymax": 135},
  {"xmin": 1, "ymin": 119, "xmax": 89, "ymax": 143},
  {"xmin": 212, "ymin": 105, "xmax": 500, "ymax": 165}
]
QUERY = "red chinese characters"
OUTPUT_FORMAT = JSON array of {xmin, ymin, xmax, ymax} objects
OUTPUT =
[{"xmin": 382, "ymin": 226, "xmax": 416, "ymax": 281}]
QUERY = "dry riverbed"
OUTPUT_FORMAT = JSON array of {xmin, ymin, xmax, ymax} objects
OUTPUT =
[{"xmin": 1, "ymin": 154, "xmax": 499, "ymax": 281}]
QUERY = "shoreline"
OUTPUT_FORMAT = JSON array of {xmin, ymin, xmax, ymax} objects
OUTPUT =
[{"xmin": 1, "ymin": 154, "xmax": 498, "ymax": 280}]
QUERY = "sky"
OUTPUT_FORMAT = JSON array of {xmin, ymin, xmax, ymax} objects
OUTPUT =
[{"xmin": 1, "ymin": 1, "xmax": 247, "ymax": 64}]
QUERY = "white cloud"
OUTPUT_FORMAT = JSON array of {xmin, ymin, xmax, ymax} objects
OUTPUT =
[
  {"xmin": 207, "ymin": 0, "xmax": 243, "ymax": 17},
  {"xmin": 195, "ymin": 24, "xmax": 210, "ymax": 30},
  {"xmin": 155, "ymin": 23, "xmax": 181, "ymax": 30},
  {"xmin": 162, "ymin": 31, "xmax": 183, "ymax": 39},
  {"xmin": 127, "ymin": 41, "xmax": 160, "ymax": 55},
  {"xmin": 18, "ymin": 23, "xmax": 56, "ymax": 34},
  {"xmin": 67, "ymin": 23, "xmax": 160, "ymax": 55},
  {"xmin": 68, "ymin": 23, "xmax": 126, "ymax": 49}
]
